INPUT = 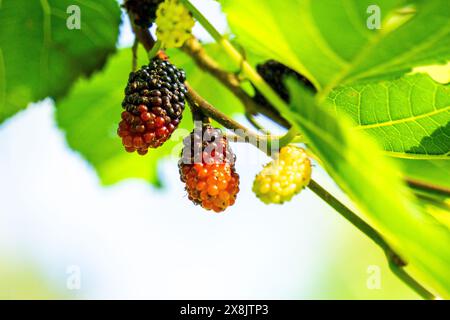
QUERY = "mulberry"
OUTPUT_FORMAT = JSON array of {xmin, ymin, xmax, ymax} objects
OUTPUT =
[
  {"xmin": 179, "ymin": 126, "xmax": 240, "ymax": 212},
  {"xmin": 123, "ymin": 0, "xmax": 164, "ymax": 28},
  {"xmin": 253, "ymin": 60, "xmax": 316, "ymax": 120},
  {"xmin": 117, "ymin": 54, "xmax": 187, "ymax": 155},
  {"xmin": 155, "ymin": 0, "xmax": 195, "ymax": 48},
  {"xmin": 253, "ymin": 146, "xmax": 311, "ymax": 204}
]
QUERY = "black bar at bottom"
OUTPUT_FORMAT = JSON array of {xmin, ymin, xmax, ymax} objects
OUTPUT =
[{"xmin": 0, "ymin": 299, "xmax": 445, "ymax": 318}]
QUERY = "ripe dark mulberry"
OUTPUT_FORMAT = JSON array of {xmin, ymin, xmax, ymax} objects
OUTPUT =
[
  {"xmin": 178, "ymin": 126, "xmax": 240, "ymax": 213},
  {"xmin": 123, "ymin": 0, "xmax": 164, "ymax": 28},
  {"xmin": 117, "ymin": 54, "xmax": 187, "ymax": 154},
  {"xmin": 253, "ymin": 60, "xmax": 316, "ymax": 120}
]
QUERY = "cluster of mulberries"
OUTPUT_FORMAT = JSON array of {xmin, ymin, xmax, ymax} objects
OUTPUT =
[
  {"xmin": 155, "ymin": 0, "xmax": 195, "ymax": 48},
  {"xmin": 253, "ymin": 60, "xmax": 316, "ymax": 117},
  {"xmin": 123, "ymin": 0, "xmax": 164, "ymax": 28},
  {"xmin": 253, "ymin": 146, "xmax": 311, "ymax": 204},
  {"xmin": 178, "ymin": 126, "xmax": 240, "ymax": 212},
  {"xmin": 117, "ymin": 55, "xmax": 187, "ymax": 155}
]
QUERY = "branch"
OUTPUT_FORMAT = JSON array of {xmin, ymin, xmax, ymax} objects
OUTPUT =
[
  {"xmin": 308, "ymin": 179, "xmax": 435, "ymax": 300},
  {"xmin": 182, "ymin": 37, "xmax": 291, "ymax": 128},
  {"xmin": 186, "ymin": 84, "xmax": 281, "ymax": 154},
  {"xmin": 186, "ymin": 84, "xmax": 252, "ymax": 133},
  {"xmin": 308, "ymin": 180, "xmax": 391, "ymax": 252},
  {"xmin": 406, "ymin": 178, "xmax": 450, "ymax": 198},
  {"xmin": 128, "ymin": 12, "xmax": 155, "ymax": 52}
]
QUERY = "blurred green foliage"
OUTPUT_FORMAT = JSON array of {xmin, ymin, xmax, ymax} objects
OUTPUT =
[{"xmin": 0, "ymin": 255, "xmax": 65, "ymax": 299}]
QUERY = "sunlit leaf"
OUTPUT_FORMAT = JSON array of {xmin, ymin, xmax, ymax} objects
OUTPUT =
[
  {"xmin": 222, "ymin": 0, "xmax": 450, "ymax": 89},
  {"xmin": 327, "ymin": 73, "xmax": 450, "ymax": 158}
]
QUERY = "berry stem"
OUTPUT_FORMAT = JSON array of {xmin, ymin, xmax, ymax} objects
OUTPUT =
[
  {"xmin": 187, "ymin": 94, "xmax": 210, "ymax": 124},
  {"xmin": 278, "ymin": 127, "xmax": 299, "ymax": 148},
  {"xmin": 127, "ymin": 11, "xmax": 156, "ymax": 51},
  {"xmin": 132, "ymin": 37, "xmax": 139, "ymax": 71},
  {"xmin": 186, "ymin": 84, "xmax": 276, "ymax": 153},
  {"xmin": 245, "ymin": 113, "xmax": 269, "ymax": 133},
  {"xmin": 148, "ymin": 40, "xmax": 162, "ymax": 58},
  {"xmin": 179, "ymin": 0, "xmax": 222, "ymax": 42}
]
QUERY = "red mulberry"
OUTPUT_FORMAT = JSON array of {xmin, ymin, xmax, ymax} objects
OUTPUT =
[
  {"xmin": 179, "ymin": 126, "xmax": 240, "ymax": 213},
  {"xmin": 117, "ymin": 54, "xmax": 187, "ymax": 155}
]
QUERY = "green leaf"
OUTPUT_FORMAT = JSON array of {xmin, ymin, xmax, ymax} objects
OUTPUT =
[
  {"xmin": 326, "ymin": 73, "xmax": 450, "ymax": 158},
  {"xmin": 425, "ymin": 204, "xmax": 450, "ymax": 231},
  {"xmin": 287, "ymin": 79, "xmax": 450, "ymax": 298},
  {"xmin": 56, "ymin": 45, "xmax": 244, "ymax": 186},
  {"xmin": 222, "ymin": 0, "xmax": 450, "ymax": 89},
  {"xmin": 0, "ymin": 0, "xmax": 121, "ymax": 123}
]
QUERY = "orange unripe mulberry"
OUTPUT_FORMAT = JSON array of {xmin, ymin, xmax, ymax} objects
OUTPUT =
[{"xmin": 178, "ymin": 126, "xmax": 239, "ymax": 213}]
